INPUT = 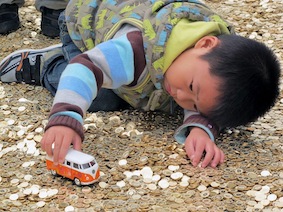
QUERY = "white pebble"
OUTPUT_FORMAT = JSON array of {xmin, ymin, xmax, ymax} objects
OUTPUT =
[
  {"xmin": 197, "ymin": 185, "xmax": 207, "ymax": 191},
  {"xmin": 98, "ymin": 182, "xmax": 108, "ymax": 189},
  {"xmin": 17, "ymin": 130, "xmax": 25, "ymax": 137},
  {"xmin": 10, "ymin": 179, "xmax": 20, "ymax": 185},
  {"xmin": 180, "ymin": 181, "xmax": 189, "ymax": 187},
  {"xmin": 181, "ymin": 175, "xmax": 190, "ymax": 182},
  {"xmin": 255, "ymin": 193, "xmax": 267, "ymax": 201},
  {"xmin": 36, "ymin": 201, "xmax": 45, "ymax": 208},
  {"xmin": 35, "ymin": 127, "xmax": 43, "ymax": 133},
  {"xmin": 31, "ymin": 186, "xmax": 40, "ymax": 195},
  {"xmin": 39, "ymin": 190, "xmax": 48, "ymax": 198},
  {"xmin": 47, "ymin": 189, "xmax": 59, "ymax": 197},
  {"xmin": 118, "ymin": 159, "xmax": 127, "ymax": 166},
  {"xmin": 169, "ymin": 154, "xmax": 178, "ymax": 159},
  {"xmin": 18, "ymin": 182, "xmax": 29, "ymax": 188},
  {"xmin": 260, "ymin": 185, "xmax": 270, "ymax": 194},
  {"xmin": 143, "ymin": 177, "xmax": 152, "ymax": 183},
  {"xmin": 123, "ymin": 171, "xmax": 133, "ymax": 179},
  {"xmin": 267, "ymin": 194, "xmax": 277, "ymax": 201},
  {"xmin": 169, "ymin": 181, "xmax": 177, "ymax": 187},
  {"xmin": 24, "ymin": 175, "xmax": 33, "ymax": 181},
  {"xmin": 158, "ymin": 179, "xmax": 169, "ymax": 189},
  {"xmin": 18, "ymin": 106, "xmax": 26, "ymax": 111},
  {"xmin": 116, "ymin": 180, "xmax": 126, "ymax": 188},
  {"xmin": 152, "ymin": 175, "xmax": 161, "ymax": 182},
  {"xmin": 168, "ymin": 165, "xmax": 180, "ymax": 171},
  {"xmin": 9, "ymin": 193, "xmax": 19, "ymax": 201},
  {"xmin": 65, "ymin": 206, "xmax": 75, "ymax": 212},
  {"xmin": 147, "ymin": 184, "xmax": 157, "ymax": 190},
  {"xmin": 31, "ymin": 31, "xmax": 37, "ymax": 38},
  {"xmin": 170, "ymin": 172, "xmax": 183, "ymax": 180},
  {"xmin": 260, "ymin": 199, "xmax": 270, "ymax": 206},
  {"xmin": 261, "ymin": 170, "xmax": 271, "ymax": 177},
  {"xmin": 141, "ymin": 166, "xmax": 153, "ymax": 179},
  {"xmin": 23, "ymin": 188, "xmax": 32, "ymax": 195},
  {"xmin": 7, "ymin": 119, "xmax": 15, "ymax": 125}
]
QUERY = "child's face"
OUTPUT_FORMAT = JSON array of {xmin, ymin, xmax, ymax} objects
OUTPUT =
[{"xmin": 163, "ymin": 36, "xmax": 221, "ymax": 116}]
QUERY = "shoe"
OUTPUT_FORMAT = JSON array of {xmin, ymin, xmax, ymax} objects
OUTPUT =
[
  {"xmin": 0, "ymin": 4, "xmax": 20, "ymax": 34},
  {"xmin": 0, "ymin": 44, "xmax": 62, "ymax": 85},
  {"xmin": 41, "ymin": 7, "xmax": 64, "ymax": 38}
]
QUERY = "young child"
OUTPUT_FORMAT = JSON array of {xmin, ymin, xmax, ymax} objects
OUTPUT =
[{"xmin": 0, "ymin": 0, "xmax": 280, "ymax": 168}]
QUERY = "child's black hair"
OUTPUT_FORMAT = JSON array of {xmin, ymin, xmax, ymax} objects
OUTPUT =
[{"xmin": 201, "ymin": 34, "xmax": 281, "ymax": 128}]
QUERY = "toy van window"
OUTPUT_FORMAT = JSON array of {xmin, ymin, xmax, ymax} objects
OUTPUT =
[
  {"xmin": 73, "ymin": 163, "xmax": 80, "ymax": 169},
  {"xmin": 82, "ymin": 163, "xmax": 91, "ymax": 169},
  {"xmin": 66, "ymin": 161, "xmax": 71, "ymax": 166},
  {"xmin": 90, "ymin": 160, "xmax": 96, "ymax": 166}
]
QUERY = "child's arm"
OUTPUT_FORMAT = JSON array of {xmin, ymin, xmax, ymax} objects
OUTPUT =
[
  {"xmin": 41, "ymin": 27, "xmax": 144, "ymax": 164},
  {"xmin": 174, "ymin": 110, "xmax": 224, "ymax": 168}
]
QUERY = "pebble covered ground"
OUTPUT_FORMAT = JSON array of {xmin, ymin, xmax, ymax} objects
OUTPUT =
[{"xmin": 0, "ymin": 0, "xmax": 283, "ymax": 211}]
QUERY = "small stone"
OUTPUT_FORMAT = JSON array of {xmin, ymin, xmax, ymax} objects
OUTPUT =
[
  {"xmin": 116, "ymin": 180, "xmax": 126, "ymax": 188},
  {"xmin": 180, "ymin": 181, "xmax": 189, "ymax": 187},
  {"xmin": 197, "ymin": 185, "xmax": 207, "ymax": 192},
  {"xmin": 147, "ymin": 184, "xmax": 157, "ymax": 190},
  {"xmin": 168, "ymin": 165, "xmax": 180, "ymax": 171},
  {"xmin": 36, "ymin": 201, "xmax": 46, "ymax": 208},
  {"xmin": 267, "ymin": 194, "xmax": 277, "ymax": 201},
  {"xmin": 65, "ymin": 206, "xmax": 75, "ymax": 212},
  {"xmin": 24, "ymin": 175, "xmax": 33, "ymax": 181},
  {"xmin": 170, "ymin": 172, "xmax": 183, "ymax": 180},
  {"xmin": 261, "ymin": 170, "xmax": 271, "ymax": 177},
  {"xmin": 118, "ymin": 159, "xmax": 127, "ymax": 166},
  {"xmin": 158, "ymin": 179, "xmax": 169, "ymax": 189},
  {"xmin": 18, "ymin": 106, "xmax": 26, "ymax": 112},
  {"xmin": 99, "ymin": 182, "xmax": 108, "ymax": 189},
  {"xmin": 9, "ymin": 193, "xmax": 19, "ymax": 201}
]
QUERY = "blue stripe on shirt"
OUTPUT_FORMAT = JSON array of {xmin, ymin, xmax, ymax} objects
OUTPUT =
[
  {"xmin": 49, "ymin": 111, "xmax": 84, "ymax": 125},
  {"xmin": 59, "ymin": 63, "xmax": 97, "ymax": 103},
  {"xmin": 97, "ymin": 35, "xmax": 134, "ymax": 88}
]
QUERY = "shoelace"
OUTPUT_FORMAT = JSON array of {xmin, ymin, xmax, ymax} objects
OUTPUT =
[{"xmin": 16, "ymin": 55, "xmax": 41, "ymax": 85}]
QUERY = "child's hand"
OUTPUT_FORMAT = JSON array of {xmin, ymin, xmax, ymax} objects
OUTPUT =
[
  {"xmin": 184, "ymin": 127, "xmax": 225, "ymax": 168},
  {"xmin": 41, "ymin": 126, "xmax": 82, "ymax": 165}
]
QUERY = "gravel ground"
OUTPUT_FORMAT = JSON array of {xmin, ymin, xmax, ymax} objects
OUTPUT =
[{"xmin": 0, "ymin": 0, "xmax": 283, "ymax": 211}]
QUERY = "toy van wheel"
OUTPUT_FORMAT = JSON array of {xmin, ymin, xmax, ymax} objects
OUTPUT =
[
  {"xmin": 51, "ymin": 170, "xmax": 57, "ymax": 176},
  {"xmin": 74, "ymin": 178, "xmax": 81, "ymax": 186}
]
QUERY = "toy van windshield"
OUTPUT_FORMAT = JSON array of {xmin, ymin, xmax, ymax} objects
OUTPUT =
[{"xmin": 46, "ymin": 148, "xmax": 100, "ymax": 186}]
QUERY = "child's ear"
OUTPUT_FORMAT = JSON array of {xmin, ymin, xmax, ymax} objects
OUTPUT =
[{"xmin": 194, "ymin": 36, "xmax": 219, "ymax": 49}]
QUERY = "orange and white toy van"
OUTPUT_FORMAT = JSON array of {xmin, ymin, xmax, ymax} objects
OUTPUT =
[{"xmin": 46, "ymin": 148, "xmax": 100, "ymax": 186}]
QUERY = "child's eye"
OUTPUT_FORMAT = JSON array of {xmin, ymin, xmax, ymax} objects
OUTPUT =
[{"xmin": 189, "ymin": 82, "xmax": 193, "ymax": 91}]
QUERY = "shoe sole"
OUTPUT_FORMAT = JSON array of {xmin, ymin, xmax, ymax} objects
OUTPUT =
[{"xmin": 0, "ymin": 44, "xmax": 62, "ymax": 82}]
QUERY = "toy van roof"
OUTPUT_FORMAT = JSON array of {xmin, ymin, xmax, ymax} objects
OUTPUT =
[{"xmin": 47, "ymin": 149, "xmax": 96, "ymax": 164}]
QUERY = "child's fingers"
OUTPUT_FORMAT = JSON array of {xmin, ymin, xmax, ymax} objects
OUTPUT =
[
  {"xmin": 192, "ymin": 141, "xmax": 206, "ymax": 166},
  {"xmin": 72, "ymin": 135, "xmax": 82, "ymax": 151},
  {"xmin": 201, "ymin": 150, "xmax": 214, "ymax": 168},
  {"xmin": 52, "ymin": 135, "xmax": 63, "ymax": 165},
  {"xmin": 184, "ymin": 139, "xmax": 196, "ymax": 163},
  {"xmin": 57, "ymin": 134, "xmax": 74, "ymax": 164},
  {"xmin": 41, "ymin": 133, "xmax": 54, "ymax": 157},
  {"xmin": 211, "ymin": 148, "xmax": 225, "ymax": 168}
]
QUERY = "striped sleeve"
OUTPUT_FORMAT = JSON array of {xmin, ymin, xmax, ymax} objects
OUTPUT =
[{"xmin": 45, "ymin": 29, "xmax": 146, "ymax": 140}]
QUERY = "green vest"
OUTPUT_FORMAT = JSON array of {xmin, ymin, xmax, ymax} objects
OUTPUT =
[{"xmin": 65, "ymin": 0, "xmax": 234, "ymax": 112}]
